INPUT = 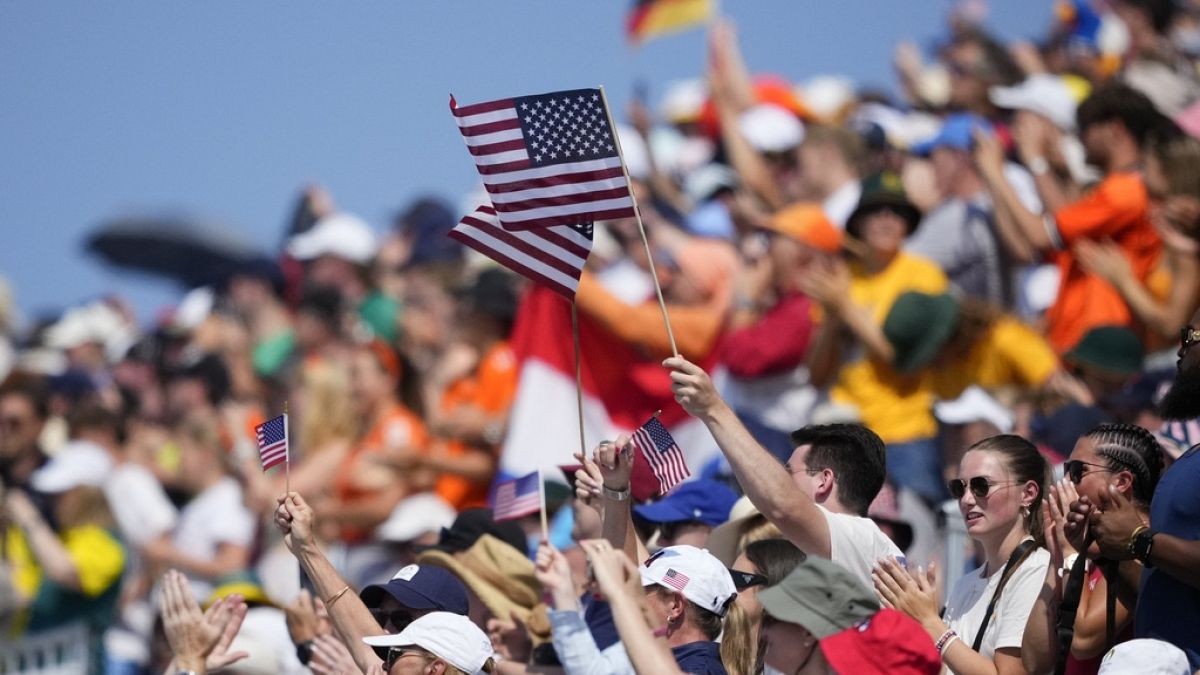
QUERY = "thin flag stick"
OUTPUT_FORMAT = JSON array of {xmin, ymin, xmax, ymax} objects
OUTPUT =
[
  {"xmin": 283, "ymin": 401, "xmax": 291, "ymax": 496},
  {"xmin": 598, "ymin": 85, "xmax": 679, "ymax": 357},
  {"xmin": 538, "ymin": 466, "xmax": 550, "ymax": 542},
  {"xmin": 571, "ymin": 301, "xmax": 587, "ymax": 462}
]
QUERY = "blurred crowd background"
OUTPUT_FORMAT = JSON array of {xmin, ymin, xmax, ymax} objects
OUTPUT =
[{"xmin": 6, "ymin": 0, "xmax": 1200, "ymax": 673}]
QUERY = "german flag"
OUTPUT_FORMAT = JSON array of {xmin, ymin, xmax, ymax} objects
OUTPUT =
[{"xmin": 626, "ymin": 0, "xmax": 713, "ymax": 43}]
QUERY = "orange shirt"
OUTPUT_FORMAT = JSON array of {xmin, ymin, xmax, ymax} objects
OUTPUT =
[
  {"xmin": 435, "ymin": 342, "xmax": 518, "ymax": 510},
  {"xmin": 333, "ymin": 403, "xmax": 428, "ymax": 544},
  {"xmin": 1046, "ymin": 172, "xmax": 1162, "ymax": 353}
]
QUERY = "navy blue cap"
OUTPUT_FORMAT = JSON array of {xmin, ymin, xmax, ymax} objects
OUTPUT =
[
  {"xmin": 911, "ymin": 113, "xmax": 993, "ymax": 156},
  {"xmin": 633, "ymin": 479, "xmax": 738, "ymax": 527},
  {"xmin": 359, "ymin": 564, "xmax": 469, "ymax": 616}
]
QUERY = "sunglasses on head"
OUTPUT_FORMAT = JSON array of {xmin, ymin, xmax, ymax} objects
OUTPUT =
[
  {"xmin": 369, "ymin": 608, "xmax": 417, "ymax": 633},
  {"xmin": 947, "ymin": 476, "xmax": 1016, "ymax": 499},
  {"xmin": 1063, "ymin": 459, "xmax": 1115, "ymax": 484}
]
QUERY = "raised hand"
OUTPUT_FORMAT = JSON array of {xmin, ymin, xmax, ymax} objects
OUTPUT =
[
  {"xmin": 161, "ymin": 569, "xmax": 226, "ymax": 671},
  {"xmin": 1090, "ymin": 485, "xmax": 1147, "ymax": 561},
  {"xmin": 873, "ymin": 558, "xmax": 940, "ymax": 630},
  {"xmin": 535, "ymin": 542, "xmax": 578, "ymax": 610},
  {"xmin": 204, "ymin": 593, "xmax": 249, "ymax": 672},
  {"xmin": 595, "ymin": 436, "xmax": 634, "ymax": 491},
  {"xmin": 309, "ymin": 634, "xmax": 361, "ymax": 675},
  {"xmin": 664, "ymin": 356, "xmax": 724, "ymax": 420},
  {"xmin": 275, "ymin": 492, "xmax": 316, "ymax": 554}
]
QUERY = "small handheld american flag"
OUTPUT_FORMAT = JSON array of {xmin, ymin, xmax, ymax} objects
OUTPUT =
[
  {"xmin": 492, "ymin": 471, "xmax": 542, "ymax": 522},
  {"xmin": 631, "ymin": 415, "xmax": 689, "ymax": 494},
  {"xmin": 254, "ymin": 414, "xmax": 289, "ymax": 472}
]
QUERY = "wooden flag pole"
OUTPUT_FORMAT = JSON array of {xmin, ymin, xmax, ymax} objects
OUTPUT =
[
  {"xmin": 598, "ymin": 85, "xmax": 680, "ymax": 358},
  {"xmin": 537, "ymin": 466, "xmax": 550, "ymax": 542}
]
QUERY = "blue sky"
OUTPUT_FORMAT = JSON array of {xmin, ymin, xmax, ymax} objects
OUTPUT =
[{"xmin": 0, "ymin": 1, "xmax": 1051, "ymax": 326}]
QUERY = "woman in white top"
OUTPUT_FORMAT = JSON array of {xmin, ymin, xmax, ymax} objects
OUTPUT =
[{"xmin": 874, "ymin": 434, "xmax": 1050, "ymax": 675}]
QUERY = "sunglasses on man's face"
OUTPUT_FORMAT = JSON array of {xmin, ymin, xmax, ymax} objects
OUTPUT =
[
  {"xmin": 1063, "ymin": 459, "xmax": 1115, "ymax": 484},
  {"xmin": 369, "ymin": 608, "xmax": 417, "ymax": 633},
  {"xmin": 947, "ymin": 476, "xmax": 1017, "ymax": 500}
]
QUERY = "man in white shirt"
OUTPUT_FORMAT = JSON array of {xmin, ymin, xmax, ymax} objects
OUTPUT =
[{"xmin": 666, "ymin": 356, "xmax": 902, "ymax": 586}]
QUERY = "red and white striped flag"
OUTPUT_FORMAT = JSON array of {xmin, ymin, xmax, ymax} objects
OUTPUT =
[
  {"xmin": 663, "ymin": 568, "xmax": 691, "ymax": 592},
  {"xmin": 631, "ymin": 415, "xmax": 690, "ymax": 494},
  {"xmin": 254, "ymin": 414, "xmax": 289, "ymax": 472},
  {"xmin": 450, "ymin": 88, "xmax": 636, "ymax": 231},
  {"xmin": 449, "ymin": 204, "xmax": 592, "ymax": 299},
  {"xmin": 492, "ymin": 471, "xmax": 542, "ymax": 522}
]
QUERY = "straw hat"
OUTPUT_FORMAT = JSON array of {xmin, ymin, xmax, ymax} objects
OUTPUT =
[{"xmin": 417, "ymin": 534, "xmax": 549, "ymax": 639}]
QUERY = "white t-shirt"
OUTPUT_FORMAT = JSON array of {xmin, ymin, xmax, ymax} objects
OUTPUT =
[
  {"xmin": 943, "ymin": 546, "xmax": 1050, "ymax": 667},
  {"xmin": 820, "ymin": 505, "xmax": 904, "ymax": 587},
  {"xmin": 172, "ymin": 477, "xmax": 255, "ymax": 599},
  {"xmin": 104, "ymin": 464, "xmax": 178, "ymax": 547}
]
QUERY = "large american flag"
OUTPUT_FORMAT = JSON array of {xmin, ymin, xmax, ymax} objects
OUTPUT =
[
  {"xmin": 450, "ymin": 88, "xmax": 636, "ymax": 231},
  {"xmin": 449, "ymin": 204, "xmax": 593, "ymax": 299},
  {"xmin": 254, "ymin": 414, "xmax": 289, "ymax": 472},
  {"xmin": 492, "ymin": 471, "xmax": 542, "ymax": 522},
  {"xmin": 631, "ymin": 416, "xmax": 690, "ymax": 494}
]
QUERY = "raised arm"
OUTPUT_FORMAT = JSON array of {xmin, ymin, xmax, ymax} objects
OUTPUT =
[
  {"xmin": 275, "ymin": 492, "xmax": 383, "ymax": 672},
  {"xmin": 665, "ymin": 356, "xmax": 832, "ymax": 558}
]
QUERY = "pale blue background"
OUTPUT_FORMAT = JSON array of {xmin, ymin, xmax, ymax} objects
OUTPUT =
[{"xmin": 0, "ymin": 1, "xmax": 1052, "ymax": 324}]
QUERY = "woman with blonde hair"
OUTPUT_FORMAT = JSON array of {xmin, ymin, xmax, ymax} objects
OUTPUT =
[{"xmin": 720, "ymin": 538, "xmax": 806, "ymax": 675}]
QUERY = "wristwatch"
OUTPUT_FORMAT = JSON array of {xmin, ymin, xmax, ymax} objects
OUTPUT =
[
  {"xmin": 1129, "ymin": 526, "xmax": 1157, "ymax": 567},
  {"xmin": 1027, "ymin": 156, "xmax": 1051, "ymax": 176}
]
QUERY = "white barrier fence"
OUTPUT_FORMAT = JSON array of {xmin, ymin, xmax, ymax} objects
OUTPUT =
[{"xmin": 0, "ymin": 623, "xmax": 89, "ymax": 675}]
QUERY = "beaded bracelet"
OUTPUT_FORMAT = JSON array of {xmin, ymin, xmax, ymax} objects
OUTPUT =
[{"xmin": 935, "ymin": 628, "xmax": 959, "ymax": 653}]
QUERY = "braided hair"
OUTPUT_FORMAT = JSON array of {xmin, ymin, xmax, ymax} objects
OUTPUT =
[{"xmin": 1086, "ymin": 423, "xmax": 1166, "ymax": 507}]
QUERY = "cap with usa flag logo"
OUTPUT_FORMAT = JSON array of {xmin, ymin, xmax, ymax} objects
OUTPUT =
[{"xmin": 639, "ymin": 544, "xmax": 737, "ymax": 617}]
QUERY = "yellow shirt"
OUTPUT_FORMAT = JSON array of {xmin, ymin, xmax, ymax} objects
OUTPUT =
[
  {"xmin": 831, "ymin": 253, "xmax": 948, "ymax": 443},
  {"xmin": 931, "ymin": 317, "xmax": 1059, "ymax": 400}
]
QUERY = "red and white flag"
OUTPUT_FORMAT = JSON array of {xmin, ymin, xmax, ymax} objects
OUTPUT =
[
  {"xmin": 631, "ymin": 415, "xmax": 690, "ymax": 495},
  {"xmin": 498, "ymin": 286, "xmax": 719, "ymax": 496},
  {"xmin": 449, "ymin": 204, "xmax": 592, "ymax": 299},
  {"xmin": 450, "ymin": 88, "xmax": 635, "ymax": 231},
  {"xmin": 254, "ymin": 414, "xmax": 289, "ymax": 472}
]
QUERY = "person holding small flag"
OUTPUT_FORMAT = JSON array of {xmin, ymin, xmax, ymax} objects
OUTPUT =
[{"xmin": 666, "ymin": 356, "xmax": 904, "ymax": 587}]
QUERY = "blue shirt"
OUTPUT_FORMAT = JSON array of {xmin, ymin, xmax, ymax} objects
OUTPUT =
[
  {"xmin": 1137, "ymin": 444, "xmax": 1200, "ymax": 668},
  {"xmin": 582, "ymin": 594, "xmax": 619, "ymax": 651},
  {"xmin": 671, "ymin": 641, "xmax": 726, "ymax": 675}
]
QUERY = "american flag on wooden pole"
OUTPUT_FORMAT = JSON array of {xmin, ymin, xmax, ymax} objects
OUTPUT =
[
  {"xmin": 631, "ymin": 414, "xmax": 690, "ymax": 494},
  {"xmin": 449, "ymin": 204, "xmax": 593, "ymax": 299},
  {"xmin": 450, "ymin": 88, "xmax": 636, "ymax": 231},
  {"xmin": 492, "ymin": 471, "xmax": 543, "ymax": 522},
  {"xmin": 254, "ymin": 414, "xmax": 289, "ymax": 472}
]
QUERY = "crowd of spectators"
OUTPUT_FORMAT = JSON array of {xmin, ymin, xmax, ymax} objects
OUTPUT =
[{"xmin": 6, "ymin": 1, "xmax": 1200, "ymax": 673}]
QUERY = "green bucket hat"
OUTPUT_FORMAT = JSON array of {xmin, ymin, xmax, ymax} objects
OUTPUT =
[
  {"xmin": 846, "ymin": 171, "xmax": 922, "ymax": 240},
  {"xmin": 1064, "ymin": 326, "xmax": 1144, "ymax": 376},
  {"xmin": 883, "ymin": 291, "xmax": 961, "ymax": 374},
  {"xmin": 757, "ymin": 557, "xmax": 880, "ymax": 639}
]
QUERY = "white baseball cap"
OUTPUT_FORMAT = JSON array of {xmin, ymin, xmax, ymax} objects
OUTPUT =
[
  {"xmin": 286, "ymin": 213, "xmax": 377, "ymax": 264},
  {"xmin": 1099, "ymin": 639, "xmax": 1191, "ymax": 674},
  {"xmin": 738, "ymin": 104, "xmax": 805, "ymax": 153},
  {"xmin": 376, "ymin": 493, "xmax": 457, "ymax": 543},
  {"xmin": 989, "ymin": 74, "xmax": 1078, "ymax": 132},
  {"xmin": 639, "ymin": 544, "xmax": 738, "ymax": 617},
  {"xmin": 363, "ymin": 612, "xmax": 494, "ymax": 674},
  {"xmin": 31, "ymin": 440, "xmax": 113, "ymax": 493}
]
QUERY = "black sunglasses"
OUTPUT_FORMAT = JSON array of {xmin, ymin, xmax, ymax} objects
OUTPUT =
[
  {"xmin": 376, "ymin": 646, "xmax": 430, "ymax": 670},
  {"xmin": 948, "ymin": 476, "xmax": 1016, "ymax": 499},
  {"xmin": 730, "ymin": 569, "xmax": 768, "ymax": 591},
  {"xmin": 1063, "ymin": 459, "xmax": 1115, "ymax": 484},
  {"xmin": 369, "ymin": 608, "xmax": 417, "ymax": 633}
]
